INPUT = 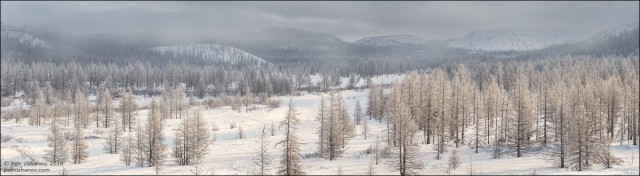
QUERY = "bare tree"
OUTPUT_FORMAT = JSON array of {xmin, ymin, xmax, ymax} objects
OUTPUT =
[
  {"xmin": 103, "ymin": 114, "xmax": 123, "ymax": 154},
  {"xmin": 121, "ymin": 90, "xmax": 138, "ymax": 132},
  {"xmin": 254, "ymin": 125, "xmax": 272, "ymax": 175},
  {"xmin": 174, "ymin": 108, "xmax": 212, "ymax": 165},
  {"xmin": 144, "ymin": 99, "xmax": 167, "ymax": 174},
  {"xmin": 45, "ymin": 122, "xmax": 68, "ymax": 165},
  {"xmin": 448, "ymin": 148, "xmax": 460, "ymax": 170},
  {"xmin": 74, "ymin": 89, "xmax": 89, "ymax": 129},
  {"xmin": 71, "ymin": 125, "xmax": 88, "ymax": 164},
  {"xmin": 387, "ymin": 85, "xmax": 423, "ymax": 175},
  {"xmin": 276, "ymin": 98, "xmax": 305, "ymax": 175},
  {"xmin": 121, "ymin": 130, "xmax": 134, "ymax": 166},
  {"xmin": 354, "ymin": 100, "xmax": 363, "ymax": 125},
  {"xmin": 29, "ymin": 87, "xmax": 48, "ymax": 126}
]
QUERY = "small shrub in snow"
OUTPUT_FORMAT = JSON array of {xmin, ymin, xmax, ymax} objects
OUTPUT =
[
  {"xmin": 303, "ymin": 152, "xmax": 323, "ymax": 159},
  {"xmin": 211, "ymin": 122, "xmax": 219, "ymax": 131},
  {"xmin": 379, "ymin": 146, "xmax": 393, "ymax": 158},
  {"xmin": 237, "ymin": 126, "xmax": 245, "ymax": 139},
  {"xmin": 1, "ymin": 134, "xmax": 15, "ymax": 143},
  {"xmin": 265, "ymin": 98, "xmax": 281, "ymax": 108},
  {"xmin": 64, "ymin": 131, "xmax": 75, "ymax": 141}
]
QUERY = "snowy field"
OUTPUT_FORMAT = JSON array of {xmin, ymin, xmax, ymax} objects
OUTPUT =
[{"xmin": 1, "ymin": 87, "xmax": 639, "ymax": 175}]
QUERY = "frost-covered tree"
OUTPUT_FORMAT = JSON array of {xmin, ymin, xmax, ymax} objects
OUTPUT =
[
  {"xmin": 100, "ymin": 89, "xmax": 114, "ymax": 128},
  {"xmin": 64, "ymin": 90, "xmax": 73, "ymax": 126},
  {"xmin": 71, "ymin": 125, "xmax": 88, "ymax": 164},
  {"xmin": 121, "ymin": 130, "xmax": 134, "ymax": 166},
  {"xmin": 45, "ymin": 122, "xmax": 68, "ymax": 165},
  {"xmin": 174, "ymin": 86, "xmax": 188, "ymax": 119},
  {"xmin": 145, "ymin": 99, "xmax": 167, "ymax": 173},
  {"xmin": 104, "ymin": 114, "xmax": 123, "ymax": 154},
  {"xmin": 362, "ymin": 114, "xmax": 369, "ymax": 140},
  {"xmin": 354, "ymin": 100, "xmax": 363, "ymax": 125},
  {"xmin": 196, "ymin": 76, "xmax": 206, "ymax": 99},
  {"xmin": 316, "ymin": 95, "xmax": 328, "ymax": 157},
  {"xmin": 254, "ymin": 125, "xmax": 272, "ymax": 175},
  {"xmin": 134, "ymin": 118, "xmax": 148, "ymax": 167},
  {"xmin": 448, "ymin": 148, "xmax": 461, "ymax": 170},
  {"xmin": 276, "ymin": 98, "xmax": 304, "ymax": 175},
  {"xmin": 29, "ymin": 86, "xmax": 48, "ymax": 126},
  {"xmin": 508, "ymin": 66, "xmax": 534, "ymax": 158},
  {"xmin": 74, "ymin": 89, "xmax": 90, "ymax": 128},
  {"xmin": 174, "ymin": 108, "xmax": 212, "ymax": 165},
  {"xmin": 121, "ymin": 90, "xmax": 138, "ymax": 132},
  {"xmin": 319, "ymin": 87, "xmax": 355, "ymax": 160},
  {"xmin": 431, "ymin": 69, "xmax": 450, "ymax": 160},
  {"xmin": 387, "ymin": 85, "xmax": 423, "ymax": 175},
  {"xmin": 244, "ymin": 86, "xmax": 253, "ymax": 112}
]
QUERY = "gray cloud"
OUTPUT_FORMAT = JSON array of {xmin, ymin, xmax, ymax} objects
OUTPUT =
[{"xmin": 1, "ymin": 1, "xmax": 637, "ymax": 42}]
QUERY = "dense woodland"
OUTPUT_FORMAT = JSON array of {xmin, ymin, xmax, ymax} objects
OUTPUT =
[{"xmin": 366, "ymin": 56, "xmax": 639, "ymax": 173}]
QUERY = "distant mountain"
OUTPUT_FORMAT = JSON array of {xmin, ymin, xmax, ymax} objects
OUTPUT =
[
  {"xmin": 448, "ymin": 28, "xmax": 567, "ymax": 51},
  {"xmin": 589, "ymin": 22, "xmax": 639, "ymax": 42},
  {"xmin": 152, "ymin": 44, "xmax": 272, "ymax": 67},
  {"xmin": 1, "ymin": 22, "xmax": 51, "ymax": 48},
  {"xmin": 353, "ymin": 35, "xmax": 429, "ymax": 47},
  {"xmin": 254, "ymin": 26, "xmax": 351, "ymax": 52}
]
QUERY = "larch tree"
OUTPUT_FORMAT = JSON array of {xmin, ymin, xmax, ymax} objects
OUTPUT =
[
  {"xmin": 509, "ymin": 66, "xmax": 534, "ymax": 158},
  {"xmin": 134, "ymin": 118, "xmax": 148, "ymax": 167},
  {"xmin": 71, "ymin": 124, "xmax": 88, "ymax": 164},
  {"xmin": 104, "ymin": 112, "xmax": 123, "ymax": 154},
  {"xmin": 174, "ymin": 108, "xmax": 212, "ymax": 165},
  {"xmin": 244, "ymin": 86, "xmax": 253, "ymax": 112},
  {"xmin": 29, "ymin": 86, "xmax": 48, "ymax": 126},
  {"xmin": 452, "ymin": 64, "xmax": 472, "ymax": 148},
  {"xmin": 254, "ymin": 125, "xmax": 272, "ymax": 175},
  {"xmin": 64, "ymin": 89, "xmax": 73, "ymax": 126},
  {"xmin": 486, "ymin": 76, "xmax": 503, "ymax": 159},
  {"xmin": 387, "ymin": 84, "xmax": 423, "ymax": 175},
  {"xmin": 432, "ymin": 68, "xmax": 450, "ymax": 160},
  {"xmin": 276, "ymin": 98, "xmax": 305, "ymax": 175},
  {"xmin": 354, "ymin": 99, "xmax": 363, "ymax": 125},
  {"xmin": 74, "ymin": 89, "xmax": 89, "ymax": 129},
  {"xmin": 145, "ymin": 99, "xmax": 167, "ymax": 174},
  {"xmin": 121, "ymin": 129, "xmax": 135, "ymax": 166},
  {"xmin": 45, "ymin": 122, "xmax": 68, "ymax": 165},
  {"xmin": 362, "ymin": 114, "xmax": 369, "ymax": 140},
  {"xmin": 319, "ymin": 87, "xmax": 354, "ymax": 160},
  {"xmin": 100, "ymin": 89, "xmax": 114, "ymax": 128},
  {"xmin": 174, "ymin": 86, "xmax": 187, "ymax": 119},
  {"xmin": 121, "ymin": 90, "xmax": 138, "ymax": 132},
  {"xmin": 448, "ymin": 148, "xmax": 461, "ymax": 170},
  {"xmin": 316, "ymin": 95, "xmax": 328, "ymax": 158},
  {"xmin": 196, "ymin": 76, "xmax": 206, "ymax": 99},
  {"xmin": 548, "ymin": 78, "xmax": 568, "ymax": 168}
]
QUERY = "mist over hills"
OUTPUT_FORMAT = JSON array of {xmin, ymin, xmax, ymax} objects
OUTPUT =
[{"xmin": 1, "ymin": 21, "xmax": 638, "ymax": 73}]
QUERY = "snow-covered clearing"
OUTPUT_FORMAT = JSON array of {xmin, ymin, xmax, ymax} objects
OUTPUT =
[{"xmin": 1, "ymin": 89, "xmax": 638, "ymax": 175}]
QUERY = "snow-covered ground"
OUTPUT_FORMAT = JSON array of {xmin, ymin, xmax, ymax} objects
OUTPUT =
[{"xmin": 1, "ymin": 89, "xmax": 638, "ymax": 175}]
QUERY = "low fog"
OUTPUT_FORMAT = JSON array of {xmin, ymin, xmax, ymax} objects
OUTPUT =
[{"xmin": 2, "ymin": 1, "xmax": 638, "ymax": 42}]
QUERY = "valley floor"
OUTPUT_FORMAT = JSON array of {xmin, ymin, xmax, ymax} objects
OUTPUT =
[{"xmin": 1, "ymin": 89, "xmax": 638, "ymax": 175}]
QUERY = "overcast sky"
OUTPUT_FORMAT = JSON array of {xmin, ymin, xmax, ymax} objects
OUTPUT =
[{"xmin": 1, "ymin": 1, "xmax": 638, "ymax": 42}]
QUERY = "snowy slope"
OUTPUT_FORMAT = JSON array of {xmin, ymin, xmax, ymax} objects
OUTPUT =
[
  {"xmin": 152, "ymin": 44, "xmax": 272, "ymax": 67},
  {"xmin": 448, "ymin": 28, "xmax": 567, "ymax": 51},
  {"xmin": 1, "ymin": 23, "xmax": 51, "ymax": 48},
  {"xmin": 254, "ymin": 27, "xmax": 351, "ymax": 52},
  {"xmin": 353, "ymin": 35, "xmax": 429, "ymax": 46},
  {"xmin": 589, "ymin": 22, "xmax": 639, "ymax": 41}
]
